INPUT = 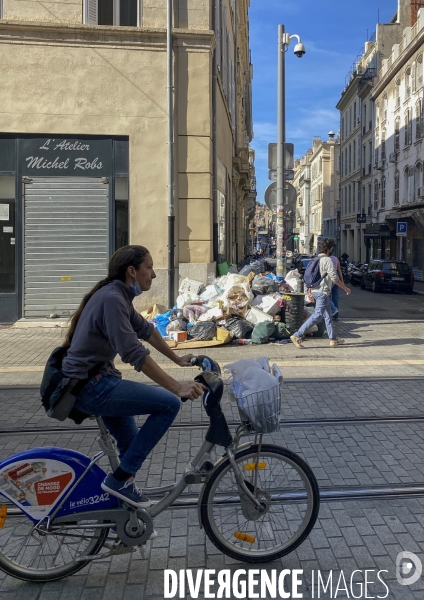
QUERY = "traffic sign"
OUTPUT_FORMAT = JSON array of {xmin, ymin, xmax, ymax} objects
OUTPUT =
[
  {"xmin": 268, "ymin": 143, "xmax": 294, "ymax": 170},
  {"xmin": 268, "ymin": 169, "xmax": 294, "ymax": 181},
  {"xmin": 396, "ymin": 222, "xmax": 407, "ymax": 236},
  {"xmin": 264, "ymin": 182, "xmax": 297, "ymax": 211}
]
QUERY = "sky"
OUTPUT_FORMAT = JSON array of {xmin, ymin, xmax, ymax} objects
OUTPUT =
[{"xmin": 249, "ymin": 0, "xmax": 398, "ymax": 204}]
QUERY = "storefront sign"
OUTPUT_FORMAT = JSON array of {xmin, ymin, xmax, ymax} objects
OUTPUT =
[{"xmin": 19, "ymin": 137, "xmax": 112, "ymax": 176}]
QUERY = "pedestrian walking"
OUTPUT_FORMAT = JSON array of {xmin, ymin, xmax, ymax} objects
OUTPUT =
[
  {"xmin": 290, "ymin": 238, "xmax": 351, "ymax": 349},
  {"xmin": 330, "ymin": 254, "xmax": 344, "ymax": 319}
]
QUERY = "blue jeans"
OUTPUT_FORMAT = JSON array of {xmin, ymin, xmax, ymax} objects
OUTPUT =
[
  {"xmin": 74, "ymin": 376, "xmax": 181, "ymax": 475},
  {"xmin": 331, "ymin": 284, "xmax": 339, "ymax": 317},
  {"xmin": 294, "ymin": 292, "xmax": 336, "ymax": 340}
]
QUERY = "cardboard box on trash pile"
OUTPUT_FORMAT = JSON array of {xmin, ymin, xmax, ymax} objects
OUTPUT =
[
  {"xmin": 178, "ymin": 278, "xmax": 205, "ymax": 295},
  {"xmin": 145, "ymin": 262, "xmax": 322, "ymax": 346}
]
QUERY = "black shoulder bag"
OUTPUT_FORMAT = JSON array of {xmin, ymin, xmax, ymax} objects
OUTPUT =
[{"xmin": 40, "ymin": 346, "xmax": 102, "ymax": 424}]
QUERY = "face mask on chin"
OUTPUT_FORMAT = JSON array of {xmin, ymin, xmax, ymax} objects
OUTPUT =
[{"xmin": 129, "ymin": 280, "xmax": 143, "ymax": 296}]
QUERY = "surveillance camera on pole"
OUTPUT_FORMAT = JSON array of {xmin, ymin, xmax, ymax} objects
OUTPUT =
[{"xmin": 276, "ymin": 27, "xmax": 305, "ymax": 281}]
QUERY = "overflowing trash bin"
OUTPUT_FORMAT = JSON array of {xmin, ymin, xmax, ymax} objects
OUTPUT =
[{"xmin": 140, "ymin": 262, "xmax": 324, "ymax": 348}]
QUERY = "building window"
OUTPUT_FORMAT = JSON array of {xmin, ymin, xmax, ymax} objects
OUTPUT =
[
  {"xmin": 349, "ymin": 145, "xmax": 351, "ymax": 173},
  {"xmin": 84, "ymin": 0, "xmax": 141, "ymax": 26},
  {"xmin": 376, "ymin": 103, "xmax": 380, "ymax": 128},
  {"xmin": 395, "ymin": 116, "xmax": 400, "ymax": 151},
  {"xmin": 348, "ymin": 184, "xmax": 352, "ymax": 214},
  {"xmin": 416, "ymin": 100, "xmax": 422, "ymax": 139},
  {"xmin": 405, "ymin": 66, "xmax": 412, "ymax": 98},
  {"xmin": 341, "ymin": 118, "xmax": 344, "ymax": 141},
  {"xmin": 404, "ymin": 108, "xmax": 413, "ymax": 146},
  {"xmin": 344, "ymin": 148, "xmax": 347, "ymax": 177},
  {"xmin": 381, "ymin": 177, "xmax": 386, "ymax": 208},
  {"xmin": 415, "ymin": 162, "xmax": 422, "ymax": 199},
  {"xmin": 374, "ymin": 179, "xmax": 379, "ymax": 210},
  {"xmin": 353, "ymin": 140, "xmax": 356, "ymax": 170},
  {"xmin": 354, "ymin": 101, "xmax": 357, "ymax": 126},
  {"xmin": 352, "ymin": 183, "xmax": 356, "ymax": 212},
  {"xmin": 417, "ymin": 54, "xmax": 424, "ymax": 88},
  {"xmin": 394, "ymin": 170, "xmax": 400, "ymax": 205},
  {"xmin": 374, "ymin": 134, "xmax": 379, "ymax": 165},
  {"xmin": 395, "ymin": 78, "xmax": 401, "ymax": 108},
  {"xmin": 381, "ymin": 129, "xmax": 386, "ymax": 161},
  {"xmin": 383, "ymin": 94, "xmax": 388, "ymax": 120},
  {"xmin": 368, "ymin": 183, "xmax": 372, "ymax": 212}
]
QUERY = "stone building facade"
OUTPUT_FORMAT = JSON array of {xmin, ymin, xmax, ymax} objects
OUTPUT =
[
  {"xmin": 0, "ymin": 0, "xmax": 254, "ymax": 323},
  {"xmin": 372, "ymin": 7, "xmax": 424, "ymax": 281}
]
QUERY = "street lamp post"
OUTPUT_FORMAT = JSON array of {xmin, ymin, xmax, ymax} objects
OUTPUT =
[{"xmin": 276, "ymin": 26, "xmax": 305, "ymax": 281}]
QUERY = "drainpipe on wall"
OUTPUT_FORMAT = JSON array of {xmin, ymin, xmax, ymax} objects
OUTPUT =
[
  {"xmin": 234, "ymin": 0, "xmax": 239, "ymax": 264},
  {"xmin": 212, "ymin": 1, "xmax": 219, "ymax": 267},
  {"xmin": 167, "ymin": 0, "xmax": 175, "ymax": 307}
]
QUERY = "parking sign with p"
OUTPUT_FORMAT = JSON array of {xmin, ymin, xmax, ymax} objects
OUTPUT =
[{"xmin": 396, "ymin": 222, "xmax": 407, "ymax": 236}]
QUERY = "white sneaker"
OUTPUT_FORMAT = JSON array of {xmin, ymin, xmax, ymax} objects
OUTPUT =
[
  {"xmin": 330, "ymin": 338, "xmax": 345, "ymax": 347},
  {"xmin": 290, "ymin": 335, "xmax": 304, "ymax": 349}
]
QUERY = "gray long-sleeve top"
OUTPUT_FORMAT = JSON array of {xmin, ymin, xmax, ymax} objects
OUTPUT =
[{"xmin": 62, "ymin": 280, "xmax": 154, "ymax": 380}]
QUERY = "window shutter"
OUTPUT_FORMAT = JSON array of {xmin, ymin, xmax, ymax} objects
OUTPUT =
[{"xmin": 84, "ymin": 0, "xmax": 98, "ymax": 24}]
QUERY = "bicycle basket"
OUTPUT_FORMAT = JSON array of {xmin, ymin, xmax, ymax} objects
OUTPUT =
[{"xmin": 229, "ymin": 378, "xmax": 282, "ymax": 434}]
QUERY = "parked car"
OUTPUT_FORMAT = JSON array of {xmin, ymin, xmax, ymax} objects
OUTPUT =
[{"xmin": 361, "ymin": 260, "xmax": 414, "ymax": 294}]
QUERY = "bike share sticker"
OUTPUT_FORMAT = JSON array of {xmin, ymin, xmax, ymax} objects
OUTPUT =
[{"xmin": 0, "ymin": 459, "xmax": 75, "ymax": 520}]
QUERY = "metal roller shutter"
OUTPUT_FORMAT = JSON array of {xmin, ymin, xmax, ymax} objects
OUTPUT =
[{"xmin": 23, "ymin": 177, "xmax": 109, "ymax": 318}]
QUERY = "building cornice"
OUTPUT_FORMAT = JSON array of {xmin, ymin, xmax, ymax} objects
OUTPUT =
[
  {"xmin": 0, "ymin": 20, "xmax": 214, "ymax": 51},
  {"xmin": 372, "ymin": 26, "xmax": 424, "ymax": 98}
]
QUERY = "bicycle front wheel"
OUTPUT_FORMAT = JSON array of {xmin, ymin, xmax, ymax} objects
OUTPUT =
[
  {"xmin": 201, "ymin": 444, "xmax": 319, "ymax": 563},
  {"xmin": 0, "ymin": 504, "xmax": 109, "ymax": 582}
]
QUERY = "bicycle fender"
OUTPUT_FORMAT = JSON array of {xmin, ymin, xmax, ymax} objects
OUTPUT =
[
  {"xmin": 196, "ymin": 442, "xmax": 253, "ymax": 529},
  {"xmin": 0, "ymin": 447, "xmax": 118, "ymax": 522}
]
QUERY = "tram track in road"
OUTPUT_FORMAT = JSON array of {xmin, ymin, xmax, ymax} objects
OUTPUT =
[
  {"xmin": 1, "ymin": 378, "xmax": 424, "ymax": 507},
  {"xmin": 2, "ymin": 413, "xmax": 424, "ymax": 436}
]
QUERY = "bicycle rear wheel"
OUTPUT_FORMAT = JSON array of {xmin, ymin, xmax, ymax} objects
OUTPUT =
[
  {"xmin": 0, "ymin": 503, "xmax": 109, "ymax": 582},
  {"xmin": 201, "ymin": 444, "xmax": 319, "ymax": 563}
]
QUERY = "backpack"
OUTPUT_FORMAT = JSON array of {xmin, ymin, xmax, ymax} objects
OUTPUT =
[
  {"xmin": 40, "ymin": 346, "xmax": 100, "ymax": 424},
  {"xmin": 303, "ymin": 256, "xmax": 327, "ymax": 289}
]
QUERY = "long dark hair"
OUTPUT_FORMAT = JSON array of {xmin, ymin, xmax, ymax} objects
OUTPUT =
[{"xmin": 64, "ymin": 245, "xmax": 150, "ymax": 348}]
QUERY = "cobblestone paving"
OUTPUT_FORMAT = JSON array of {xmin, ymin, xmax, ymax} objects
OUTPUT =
[{"xmin": 1, "ymin": 320, "xmax": 424, "ymax": 598}]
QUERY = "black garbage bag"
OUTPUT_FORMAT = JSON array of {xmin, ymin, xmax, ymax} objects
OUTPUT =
[
  {"xmin": 223, "ymin": 316, "xmax": 254, "ymax": 339},
  {"xmin": 251, "ymin": 275, "xmax": 279, "ymax": 296},
  {"xmin": 188, "ymin": 321, "xmax": 217, "ymax": 341}
]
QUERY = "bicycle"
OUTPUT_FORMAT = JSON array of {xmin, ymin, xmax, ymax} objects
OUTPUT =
[{"xmin": 0, "ymin": 356, "xmax": 320, "ymax": 582}]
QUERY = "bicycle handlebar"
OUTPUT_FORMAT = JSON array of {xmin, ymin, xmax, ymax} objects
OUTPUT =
[{"xmin": 180, "ymin": 355, "xmax": 221, "ymax": 402}]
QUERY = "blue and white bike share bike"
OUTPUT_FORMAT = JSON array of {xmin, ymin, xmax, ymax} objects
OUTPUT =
[{"xmin": 0, "ymin": 356, "xmax": 319, "ymax": 582}]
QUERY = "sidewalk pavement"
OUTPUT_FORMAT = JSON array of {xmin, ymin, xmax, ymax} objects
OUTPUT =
[{"xmin": 1, "ymin": 318, "xmax": 424, "ymax": 386}]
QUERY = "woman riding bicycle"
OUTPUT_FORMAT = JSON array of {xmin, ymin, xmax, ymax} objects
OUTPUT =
[{"xmin": 62, "ymin": 245, "xmax": 204, "ymax": 509}]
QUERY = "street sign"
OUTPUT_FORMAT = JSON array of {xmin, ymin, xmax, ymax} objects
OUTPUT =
[
  {"xmin": 264, "ymin": 182, "xmax": 296, "ymax": 211},
  {"xmin": 357, "ymin": 214, "xmax": 367, "ymax": 224},
  {"xmin": 335, "ymin": 226, "xmax": 341, "ymax": 233},
  {"xmin": 268, "ymin": 169, "xmax": 294, "ymax": 181},
  {"xmin": 317, "ymin": 235, "xmax": 323, "ymax": 242},
  {"xmin": 396, "ymin": 222, "xmax": 407, "ymax": 236},
  {"xmin": 268, "ymin": 143, "xmax": 294, "ymax": 170}
]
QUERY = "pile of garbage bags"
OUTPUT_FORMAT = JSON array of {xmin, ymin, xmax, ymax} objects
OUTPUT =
[{"xmin": 141, "ymin": 264, "xmax": 324, "ymax": 346}]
